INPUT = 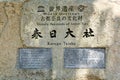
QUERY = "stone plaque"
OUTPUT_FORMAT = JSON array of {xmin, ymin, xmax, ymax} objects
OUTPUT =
[
  {"xmin": 18, "ymin": 48, "xmax": 52, "ymax": 69},
  {"xmin": 21, "ymin": 0, "xmax": 103, "ymax": 47},
  {"xmin": 64, "ymin": 48, "xmax": 105, "ymax": 68}
]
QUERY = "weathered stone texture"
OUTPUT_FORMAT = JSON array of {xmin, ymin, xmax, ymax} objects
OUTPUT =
[
  {"xmin": 0, "ymin": 2, "xmax": 23, "ymax": 79},
  {"xmin": 0, "ymin": 0, "xmax": 120, "ymax": 80}
]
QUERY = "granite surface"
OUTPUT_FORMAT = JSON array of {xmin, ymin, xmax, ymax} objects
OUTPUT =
[{"xmin": 0, "ymin": 0, "xmax": 120, "ymax": 80}]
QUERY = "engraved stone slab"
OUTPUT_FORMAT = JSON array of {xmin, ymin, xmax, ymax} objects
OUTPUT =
[
  {"xmin": 64, "ymin": 48, "xmax": 105, "ymax": 68},
  {"xmin": 21, "ymin": 0, "xmax": 106, "ymax": 47},
  {"xmin": 18, "ymin": 48, "xmax": 52, "ymax": 69}
]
